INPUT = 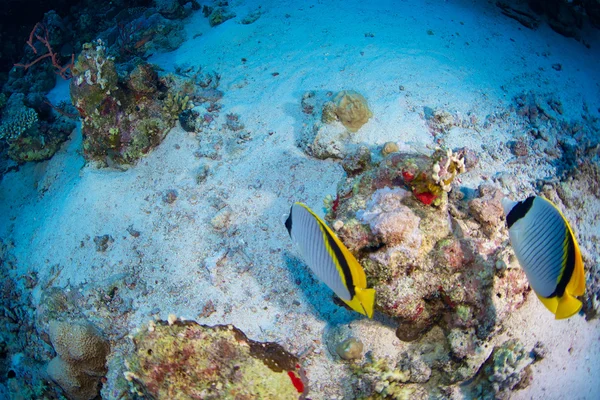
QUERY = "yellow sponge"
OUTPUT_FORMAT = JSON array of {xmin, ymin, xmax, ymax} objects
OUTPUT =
[{"xmin": 330, "ymin": 90, "xmax": 373, "ymax": 132}]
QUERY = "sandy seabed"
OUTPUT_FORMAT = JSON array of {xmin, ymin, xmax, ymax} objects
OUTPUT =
[{"xmin": 1, "ymin": 0, "xmax": 599, "ymax": 398}]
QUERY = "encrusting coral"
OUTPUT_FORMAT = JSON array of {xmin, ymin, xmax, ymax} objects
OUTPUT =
[
  {"xmin": 123, "ymin": 318, "xmax": 307, "ymax": 399},
  {"xmin": 46, "ymin": 319, "xmax": 110, "ymax": 400},
  {"xmin": 323, "ymin": 90, "xmax": 373, "ymax": 132}
]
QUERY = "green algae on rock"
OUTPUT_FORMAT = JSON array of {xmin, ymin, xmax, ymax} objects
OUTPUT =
[{"xmin": 124, "ymin": 319, "xmax": 307, "ymax": 399}]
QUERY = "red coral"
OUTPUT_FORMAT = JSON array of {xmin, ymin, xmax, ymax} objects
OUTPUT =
[
  {"xmin": 402, "ymin": 170, "xmax": 415, "ymax": 182},
  {"xmin": 287, "ymin": 369, "xmax": 304, "ymax": 393},
  {"xmin": 332, "ymin": 194, "xmax": 340, "ymax": 213},
  {"xmin": 414, "ymin": 191, "xmax": 437, "ymax": 205},
  {"xmin": 14, "ymin": 23, "xmax": 74, "ymax": 79}
]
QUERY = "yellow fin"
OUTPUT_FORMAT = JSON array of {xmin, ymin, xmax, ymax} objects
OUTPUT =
[
  {"xmin": 536, "ymin": 293, "xmax": 559, "ymax": 314},
  {"xmin": 293, "ymin": 202, "xmax": 376, "ymax": 318},
  {"xmin": 536, "ymin": 292, "xmax": 582, "ymax": 320},
  {"xmin": 567, "ymin": 234, "xmax": 586, "ymax": 297},
  {"xmin": 342, "ymin": 287, "xmax": 376, "ymax": 318},
  {"xmin": 555, "ymin": 292, "xmax": 583, "ymax": 320},
  {"xmin": 543, "ymin": 196, "xmax": 586, "ymax": 296}
]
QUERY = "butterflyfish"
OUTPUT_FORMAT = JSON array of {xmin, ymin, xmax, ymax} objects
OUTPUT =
[
  {"xmin": 502, "ymin": 196, "xmax": 585, "ymax": 319},
  {"xmin": 284, "ymin": 202, "xmax": 376, "ymax": 318}
]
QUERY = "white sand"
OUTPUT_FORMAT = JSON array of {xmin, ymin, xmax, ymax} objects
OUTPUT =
[{"xmin": 1, "ymin": 0, "xmax": 599, "ymax": 398}]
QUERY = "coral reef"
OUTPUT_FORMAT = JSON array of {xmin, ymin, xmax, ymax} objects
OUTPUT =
[
  {"xmin": 109, "ymin": 12, "xmax": 186, "ymax": 60},
  {"xmin": 351, "ymin": 353, "xmax": 430, "ymax": 399},
  {"xmin": 399, "ymin": 147, "xmax": 466, "ymax": 206},
  {"xmin": 208, "ymin": 7, "xmax": 236, "ymax": 27},
  {"xmin": 462, "ymin": 340, "xmax": 541, "ymax": 399},
  {"xmin": 123, "ymin": 319, "xmax": 307, "ymax": 399},
  {"xmin": 328, "ymin": 152, "xmax": 529, "ymax": 338},
  {"xmin": 322, "ymin": 148, "xmax": 534, "ymax": 396},
  {"xmin": 0, "ymin": 240, "xmax": 57, "ymax": 398},
  {"xmin": 351, "ymin": 327, "xmax": 540, "ymax": 399},
  {"xmin": 33, "ymin": 277, "xmax": 138, "ymax": 398},
  {"xmin": 425, "ymin": 108, "xmax": 456, "ymax": 135},
  {"xmin": 0, "ymin": 93, "xmax": 74, "ymax": 163},
  {"xmin": 497, "ymin": 0, "xmax": 600, "ymax": 40},
  {"xmin": 70, "ymin": 40, "xmax": 199, "ymax": 165},
  {"xmin": 47, "ymin": 319, "xmax": 110, "ymax": 400},
  {"xmin": 299, "ymin": 121, "xmax": 352, "ymax": 160}
]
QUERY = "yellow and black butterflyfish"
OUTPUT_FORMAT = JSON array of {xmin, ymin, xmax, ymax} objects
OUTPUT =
[
  {"xmin": 502, "ymin": 196, "xmax": 585, "ymax": 319},
  {"xmin": 285, "ymin": 202, "xmax": 376, "ymax": 318}
]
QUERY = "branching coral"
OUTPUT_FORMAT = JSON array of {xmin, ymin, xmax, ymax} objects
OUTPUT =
[
  {"xmin": 407, "ymin": 147, "xmax": 465, "ymax": 205},
  {"xmin": 0, "ymin": 107, "xmax": 38, "ymax": 142}
]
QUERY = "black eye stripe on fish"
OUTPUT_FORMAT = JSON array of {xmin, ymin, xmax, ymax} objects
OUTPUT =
[
  {"xmin": 285, "ymin": 205, "xmax": 293, "ymax": 237},
  {"xmin": 502, "ymin": 196, "xmax": 585, "ymax": 319},
  {"xmin": 506, "ymin": 196, "xmax": 534, "ymax": 229}
]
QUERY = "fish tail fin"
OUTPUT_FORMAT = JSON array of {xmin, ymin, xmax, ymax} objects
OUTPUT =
[
  {"xmin": 536, "ymin": 291, "xmax": 582, "ymax": 320},
  {"xmin": 555, "ymin": 292, "xmax": 583, "ymax": 320},
  {"xmin": 343, "ymin": 288, "xmax": 376, "ymax": 318},
  {"xmin": 536, "ymin": 293, "xmax": 559, "ymax": 315}
]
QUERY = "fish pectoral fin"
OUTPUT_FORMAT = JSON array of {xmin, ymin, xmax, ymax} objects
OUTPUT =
[
  {"xmin": 343, "ymin": 287, "xmax": 376, "ymax": 319},
  {"xmin": 555, "ymin": 292, "xmax": 583, "ymax": 320}
]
